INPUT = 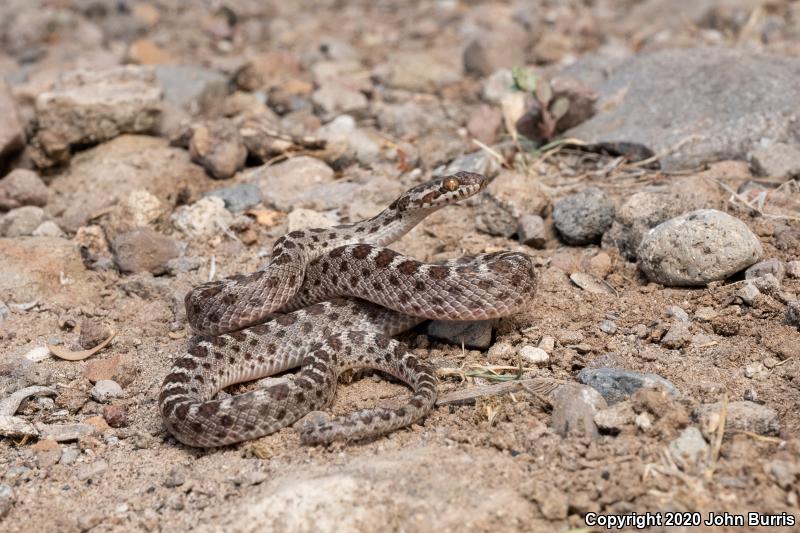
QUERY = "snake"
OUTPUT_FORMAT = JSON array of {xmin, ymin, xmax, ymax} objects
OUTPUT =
[{"xmin": 159, "ymin": 172, "xmax": 538, "ymax": 447}]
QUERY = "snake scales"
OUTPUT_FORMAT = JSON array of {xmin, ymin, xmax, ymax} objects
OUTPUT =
[{"xmin": 159, "ymin": 172, "xmax": 538, "ymax": 447}]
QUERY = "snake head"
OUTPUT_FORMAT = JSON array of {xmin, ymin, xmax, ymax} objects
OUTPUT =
[{"xmin": 395, "ymin": 172, "xmax": 488, "ymax": 211}]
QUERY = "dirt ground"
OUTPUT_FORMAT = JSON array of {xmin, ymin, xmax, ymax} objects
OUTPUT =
[{"xmin": 1, "ymin": 1, "xmax": 800, "ymax": 532}]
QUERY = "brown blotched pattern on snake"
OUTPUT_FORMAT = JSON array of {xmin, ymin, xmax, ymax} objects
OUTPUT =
[{"xmin": 160, "ymin": 173, "xmax": 538, "ymax": 447}]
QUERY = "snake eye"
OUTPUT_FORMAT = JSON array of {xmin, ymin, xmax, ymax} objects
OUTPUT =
[{"xmin": 443, "ymin": 177, "xmax": 460, "ymax": 191}]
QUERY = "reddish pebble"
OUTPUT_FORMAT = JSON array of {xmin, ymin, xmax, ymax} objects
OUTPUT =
[{"xmin": 102, "ymin": 404, "xmax": 128, "ymax": 428}]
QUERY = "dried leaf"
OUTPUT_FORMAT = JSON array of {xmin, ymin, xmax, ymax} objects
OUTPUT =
[
  {"xmin": 569, "ymin": 272, "xmax": 618, "ymax": 296},
  {"xmin": 500, "ymin": 92, "xmax": 527, "ymax": 139},
  {"xmin": 550, "ymin": 96, "xmax": 571, "ymax": 121},
  {"xmin": 49, "ymin": 331, "xmax": 116, "ymax": 361},
  {"xmin": 535, "ymin": 78, "xmax": 552, "ymax": 107}
]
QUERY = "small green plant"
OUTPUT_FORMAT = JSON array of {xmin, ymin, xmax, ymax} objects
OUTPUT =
[{"xmin": 511, "ymin": 66, "xmax": 571, "ymax": 140}]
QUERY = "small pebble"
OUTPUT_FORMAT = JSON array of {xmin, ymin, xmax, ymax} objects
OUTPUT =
[
  {"xmin": 0, "ymin": 484, "xmax": 13, "ymax": 518},
  {"xmin": 745, "ymin": 258, "xmax": 785, "ymax": 282},
  {"xmin": 598, "ymin": 320, "xmax": 617, "ymax": 334},
  {"xmin": 76, "ymin": 460, "xmax": 108, "ymax": 481},
  {"xmin": 60, "ymin": 447, "xmax": 80, "ymax": 465},
  {"xmin": 487, "ymin": 342, "xmax": 515, "ymax": 362},
  {"xmin": 103, "ymin": 404, "xmax": 128, "ymax": 428},
  {"xmin": 550, "ymin": 383, "xmax": 606, "ymax": 438},
  {"xmin": 786, "ymin": 301, "xmax": 800, "ymax": 329},
  {"xmin": 668, "ymin": 426, "xmax": 709, "ymax": 473},
  {"xmin": 537, "ymin": 336, "xmax": 555, "ymax": 352},
  {"xmin": 91, "ymin": 380, "xmax": 124, "ymax": 403},
  {"xmin": 164, "ymin": 468, "xmax": 186, "ymax": 488},
  {"xmin": 786, "ymin": 260, "xmax": 800, "ymax": 279},
  {"xmin": 661, "ymin": 322, "xmax": 692, "ymax": 349},
  {"xmin": 666, "ymin": 305, "xmax": 689, "ymax": 322},
  {"xmin": 753, "ymin": 273, "xmax": 781, "ymax": 293},
  {"xmin": 578, "ymin": 367, "xmax": 679, "ymax": 405},
  {"xmin": 737, "ymin": 282, "xmax": 760, "ymax": 306},
  {"xmin": 518, "ymin": 345, "xmax": 549, "ymax": 365}
]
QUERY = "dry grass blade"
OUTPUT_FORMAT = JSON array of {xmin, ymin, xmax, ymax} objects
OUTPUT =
[
  {"xmin": 704, "ymin": 394, "xmax": 728, "ymax": 482},
  {"xmin": 48, "ymin": 331, "xmax": 117, "ymax": 361}
]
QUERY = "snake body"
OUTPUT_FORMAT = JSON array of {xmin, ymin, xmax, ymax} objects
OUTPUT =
[{"xmin": 160, "ymin": 172, "xmax": 538, "ymax": 447}]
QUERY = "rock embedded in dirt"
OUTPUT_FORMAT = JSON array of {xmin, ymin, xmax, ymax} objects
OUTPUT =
[
  {"xmin": 785, "ymin": 260, "xmax": 800, "ymax": 279},
  {"xmin": 786, "ymin": 301, "xmax": 800, "ymax": 329},
  {"xmin": 248, "ymin": 156, "xmax": 348, "ymax": 211},
  {"xmin": 566, "ymin": 48, "xmax": 800, "ymax": 171},
  {"xmin": 661, "ymin": 321, "xmax": 692, "ymax": 349},
  {"xmin": 425, "ymin": 320, "xmax": 493, "ymax": 350},
  {"xmin": 171, "ymin": 197, "xmax": 233, "ymax": 239},
  {"xmin": 90, "ymin": 380, "xmax": 123, "ymax": 403},
  {"xmin": 745, "ymin": 258, "xmax": 785, "ymax": 282},
  {"xmin": 594, "ymin": 401, "xmax": 635, "ymax": 432},
  {"xmin": 578, "ymin": 367, "xmax": 679, "ymax": 405},
  {"xmin": 0, "ymin": 206, "xmax": 48, "ymax": 237},
  {"xmin": 0, "ymin": 169, "xmax": 49, "ymax": 211},
  {"xmin": 79, "ymin": 320, "xmax": 112, "ymax": 350},
  {"xmin": 518, "ymin": 345, "xmax": 549, "ymax": 365},
  {"xmin": 385, "ymin": 50, "xmax": 461, "ymax": 92},
  {"xmin": 748, "ymin": 142, "xmax": 800, "ymax": 179},
  {"xmin": 552, "ymin": 187, "xmax": 615, "ymax": 245},
  {"xmin": 695, "ymin": 401, "xmax": 780, "ymax": 438},
  {"xmin": 639, "ymin": 209, "xmax": 763, "ymax": 286},
  {"xmin": 602, "ymin": 190, "xmax": 704, "ymax": 260},
  {"xmin": 0, "ymin": 484, "xmax": 13, "ymax": 519},
  {"xmin": 33, "ymin": 66, "xmax": 162, "ymax": 166},
  {"xmin": 32, "ymin": 221, "xmax": 64, "ymax": 238},
  {"xmin": 104, "ymin": 189, "xmax": 167, "ymax": 240},
  {"xmin": 476, "ymin": 172, "xmax": 551, "ymax": 238},
  {"xmin": 37, "ymin": 422, "xmax": 96, "ymax": 442},
  {"xmin": 31, "ymin": 438, "xmax": 62, "ymax": 468},
  {"xmin": 83, "ymin": 355, "xmax": 120, "ymax": 383},
  {"xmin": 516, "ymin": 214, "xmax": 547, "ymax": 248},
  {"xmin": 102, "ymin": 404, "xmax": 128, "ymax": 428},
  {"xmin": 49, "ymin": 135, "xmax": 207, "ymax": 233},
  {"xmin": 316, "ymin": 115, "xmax": 380, "ymax": 166},
  {"xmin": 203, "ymin": 183, "xmax": 262, "ymax": 213},
  {"xmin": 188, "ymin": 119, "xmax": 248, "ymax": 180},
  {"xmin": 111, "ymin": 228, "xmax": 183, "ymax": 275},
  {"xmin": 668, "ymin": 426, "xmax": 709, "ymax": 473},
  {"xmin": 155, "ymin": 64, "xmax": 229, "ymax": 133},
  {"xmin": 551, "ymin": 383, "xmax": 606, "ymax": 438},
  {"xmin": 76, "ymin": 460, "xmax": 108, "ymax": 482},
  {"xmin": 737, "ymin": 282, "xmax": 760, "ymax": 306},
  {"xmin": 312, "ymin": 83, "xmax": 368, "ymax": 116},
  {"xmin": 163, "ymin": 468, "xmax": 186, "ymax": 488}
]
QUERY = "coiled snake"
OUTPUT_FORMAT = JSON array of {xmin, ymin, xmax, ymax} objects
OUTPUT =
[{"xmin": 159, "ymin": 172, "xmax": 538, "ymax": 447}]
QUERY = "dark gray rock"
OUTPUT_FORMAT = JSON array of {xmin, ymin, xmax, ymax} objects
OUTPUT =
[
  {"xmin": 578, "ymin": 367, "xmax": 679, "ymax": 405},
  {"xmin": 786, "ymin": 301, "xmax": 800, "ymax": 329},
  {"xmin": 204, "ymin": 183, "xmax": 262, "ymax": 213},
  {"xmin": 566, "ymin": 48, "xmax": 800, "ymax": 171},
  {"xmin": 639, "ymin": 209, "xmax": 763, "ymax": 286},
  {"xmin": 552, "ymin": 187, "xmax": 615, "ymax": 245},
  {"xmin": 425, "ymin": 320, "xmax": 494, "ymax": 350}
]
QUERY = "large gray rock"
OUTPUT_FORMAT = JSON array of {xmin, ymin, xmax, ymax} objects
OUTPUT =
[
  {"xmin": 639, "ymin": 209, "xmax": 762, "ymax": 286},
  {"xmin": 34, "ymin": 67, "xmax": 162, "ymax": 163},
  {"xmin": 566, "ymin": 48, "xmax": 800, "ymax": 170}
]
